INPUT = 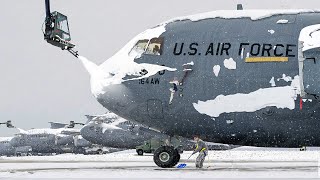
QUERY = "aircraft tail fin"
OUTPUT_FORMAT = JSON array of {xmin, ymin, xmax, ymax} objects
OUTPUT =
[
  {"xmin": 17, "ymin": 128, "xmax": 28, "ymax": 134},
  {"xmin": 49, "ymin": 122, "xmax": 68, "ymax": 129},
  {"xmin": 237, "ymin": 4, "xmax": 243, "ymax": 10}
]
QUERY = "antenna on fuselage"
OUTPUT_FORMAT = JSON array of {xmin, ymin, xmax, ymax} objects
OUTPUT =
[{"xmin": 237, "ymin": 4, "xmax": 243, "ymax": 10}]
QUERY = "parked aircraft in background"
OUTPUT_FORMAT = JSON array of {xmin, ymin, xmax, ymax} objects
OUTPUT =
[
  {"xmin": 0, "ymin": 121, "xmax": 16, "ymax": 156},
  {"xmin": 10, "ymin": 121, "xmax": 104, "ymax": 155},
  {"xmin": 81, "ymin": 112, "xmax": 169, "ymax": 149},
  {"xmin": 80, "ymin": 112, "xmax": 236, "ymax": 152},
  {"xmin": 0, "ymin": 137, "xmax": 15, "ymax": 156}
]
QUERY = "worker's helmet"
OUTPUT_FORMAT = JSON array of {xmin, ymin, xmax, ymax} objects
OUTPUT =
[{"xmin": 193, "ymin": 135, "xmax": 200, "ymax": 139}]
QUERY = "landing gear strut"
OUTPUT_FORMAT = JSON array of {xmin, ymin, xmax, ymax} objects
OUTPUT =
[{"xmin": 153, "ymin": 146, "xmax": 180, "ymax": 168}]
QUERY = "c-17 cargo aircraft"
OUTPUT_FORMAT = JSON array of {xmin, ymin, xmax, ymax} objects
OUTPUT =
[
  {"xmin": 0, "ymin": 137, "xmax": 15, "ymax": 156},
  {"xmin": 43, "ymin": 1, "xmax": 320, "ymax": 167},
  {"xmin": 10, "ymin": 121, "xmax": 102, "ymax": 155},
  {"xmin": 80, "ymin": 112, "xmax": 237, "ymax": 154},
  {"xmin": 80, "ymin": 112, "xmax": 168, "ymax": 149},
  {"xmin": 0, "ymin": 121, "xmax": 16, "ymax": 156}
]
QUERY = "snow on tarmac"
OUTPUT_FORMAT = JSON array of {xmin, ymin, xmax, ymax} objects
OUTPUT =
[{"xmin": 0, "ymin": 148, "xmax": 319, "ymax": 178}]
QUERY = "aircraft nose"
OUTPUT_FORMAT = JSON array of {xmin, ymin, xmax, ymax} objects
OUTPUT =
[
  {"xmin": 95, "ymin": 84, "xmax": 137, "ymax": 117},
  {"xmin": 80, "ymin": 124, "xmax": 104, "ymax": 145},
  {"xmin": 10, "ymin": 137, "xmax": 20, "ymax": 147},
  {"xmin": 81, "ymin": 122, "xmax": 133, "ymax": 148},
  {"xmin": 79, "ymin": 56, "xmax": 138, "ymax": 116}
]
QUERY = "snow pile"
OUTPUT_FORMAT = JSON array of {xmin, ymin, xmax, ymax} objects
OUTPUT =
[
  {"xmin": 163, "ymin": 9, "xmax": 318, "ymax": 24},
  {"xmin": 79, "ymin": 25, "xmax": 176, "ymax": 97},
  {"xmin": 299, "ymin": 24, "xmax": 320, "ymax": 51},
  {"xmin": 277, "ymin": 19, "xmax": 289, "ymax": 24},
  {"xmin": 193, "ymin": 76, "xmax": 300, "ymax": 117},
  {"xmin": 224, "ymin": 58, "xmax": 236, "ymax": 70},
  {"xmin": 213, "ymin": 65, "xmax": 221, "ymax": 77}
]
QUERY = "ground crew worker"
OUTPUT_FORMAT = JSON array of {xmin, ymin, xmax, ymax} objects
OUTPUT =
[{"xmin": 191, "ymin": 135, "xmax": 208, "ymax": 168}]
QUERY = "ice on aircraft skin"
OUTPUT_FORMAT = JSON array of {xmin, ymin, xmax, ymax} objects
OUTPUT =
[
  {"xmin": 269, "ymin": 77, "xmax": 276, "ymax": 87},
  {"xmin": 79, "ymin": 25, "xmax": 177, "ymax": 97},
  {"xmin": 268, "ymin": 30, "xmax": 275, "ymax": 34},
  {"xmin": 182, "ymin": 61, "xmax": 194, "ymax": 66},
  {"xmin": 226, "ymin": 120, "xmax": 234, "ymax": 124},
  {"xmin": 299, "ymin": 24, "xmax": 320, "ymax": 52},
  {"xmin": 277, "ymin": 74, "xmax": 292, "ymax": 82},
  {"xmin": 213, "ymin": 65, "xmax": 221, "ymax": 77},
  {"xmin": 277, "ymin": 19, "xmax": 289, "ymax": 24},
  {"xmin": 223, "ymin": 58, "xmax": 236, "ymax": 70},
  {"xmin": 80, "ymin": 10, "xmax": 320, "ymax": 97},
  {"xmin": 193, "ymin": 76, "xmax": 301, "ymax": 118}
]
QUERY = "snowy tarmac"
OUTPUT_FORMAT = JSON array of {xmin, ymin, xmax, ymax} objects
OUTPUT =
[{"xmin": 0, "ymin": 147, "xmax": 319, "ymax": 179}]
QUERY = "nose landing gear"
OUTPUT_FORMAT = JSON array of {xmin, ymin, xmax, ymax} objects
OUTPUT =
[{"xmin": 153, "ymin": 146, "xmax": 181, "ymax": 168}]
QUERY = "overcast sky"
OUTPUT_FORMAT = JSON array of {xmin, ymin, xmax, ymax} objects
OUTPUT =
[{"xmin": 1, "ymin": 0, "xmax": 320, "ymax": 136}]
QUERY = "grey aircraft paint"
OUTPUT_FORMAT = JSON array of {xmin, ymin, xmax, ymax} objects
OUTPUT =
[
  {"xmin": 93, "ymin": 11, "xmax": 320, "ymax": 148},
  {"xmin": 80, "ymin": 113, "xmax": 171, "ymax": 149},
  {"xmin": 80, "ymin": 113, "xmax": 236, "ymax": 150},
  {"xmin": 10, "ymin": 125, "xmax": 94, "ymax": 154},
  {"xmin": 0, "ymin": 138, "xmax": 15, "ymax": 156}
]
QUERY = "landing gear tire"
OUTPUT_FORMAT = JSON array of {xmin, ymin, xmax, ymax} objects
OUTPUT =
[
  {"xmin": 173, "ymin": 152, "xmax": 180, "ymax": 165},
  {"xmin": 97, "ymin": 149, "xmax": 103, "ymax": 155},
  {"xmin": 153, "ymin": 146, "xmax": 180, "ymax": 168},
  {"xmin": 137, "ymin": 149, "xmax": 144, "ymax": 156}
]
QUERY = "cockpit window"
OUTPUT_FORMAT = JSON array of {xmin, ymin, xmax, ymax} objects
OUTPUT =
[
  {"xmin": 145, "ymin": 38, "xmax": 163, "ymax": 55},
  {"xmin": 129, "ymin": 37, "xmax": 164, "ymax": 56},
  {"xmin": 130, "ymin": 39, "xmax": 149, "ymax": 56}
]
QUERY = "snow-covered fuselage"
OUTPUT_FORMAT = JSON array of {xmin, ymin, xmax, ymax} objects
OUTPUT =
[{"xmin": 83, "ymin": 10, "xmax": 320, "ymax": 147}]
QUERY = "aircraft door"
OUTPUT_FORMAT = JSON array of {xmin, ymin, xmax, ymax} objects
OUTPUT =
[
  {"xmin": 298, "ymin": 15, "xmax": 320, "ymax": 97},
  {"xmin": 147, "ymin": 99, "xmax": 164, "ymax": 119},
  {"xmin": 301, "ymin": 50, "xmax": 320, "ymax": 95},
  {"xmin": 299, "ymin": 26, "xmax": 320, "ymax": 96}
]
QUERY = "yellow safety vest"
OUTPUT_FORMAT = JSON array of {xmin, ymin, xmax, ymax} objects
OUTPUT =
[{"xmin": 195, "ymin": 144, "xmax": 206, "ymax": 152}]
